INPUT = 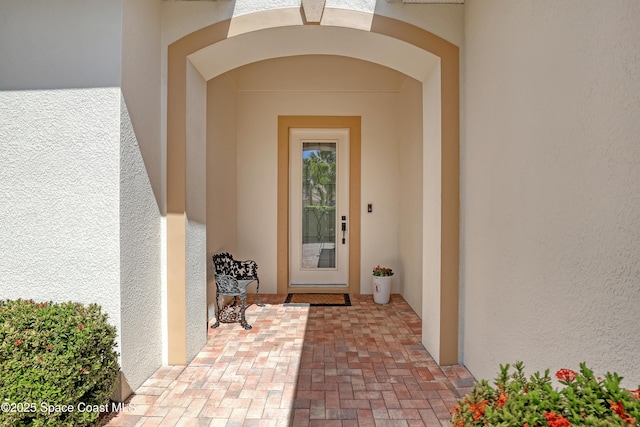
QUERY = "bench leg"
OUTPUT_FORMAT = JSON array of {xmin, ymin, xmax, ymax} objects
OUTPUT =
[
  {"xmin": 256, "ymin": 278, "xmax": 265, "ymax": 307},
  {"xmin": 240, "ymin": 294, "xmax": 252, "ymax": 330},
  {"xmin": 211, "ymin": 292, "xmax": 221, "ymax": 329}
]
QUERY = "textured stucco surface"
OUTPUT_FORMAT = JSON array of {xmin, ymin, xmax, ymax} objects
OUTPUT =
[
  {"xmin": 119, "ymin": 96, "xmax": 163, "ymax": 392},
  {"xmin": 0, "ymin": 0, "xmax": 121, "ymax": 90},
  {"xmin": 398, "ymin": 77, "xmax": 424, "ymax": 318},
  {"xmin": 161, "ymin": 1, "xmax": 463, "ymax": 48},
  {"xmin": 0, "ymin": 87, "xmax": 164, "ymax": 392},
  {"xmin": 185, "ymin": 62, "xmax": 208, "ymax": 362},
  {"xmin": 177, "ymin": 8, "xmax": 453, "ymax": 364},
  {"xmin": 421, "ymin": 65, "xmax": 443, "ymax": 364},
  {"xmin": 235, "ymin": 89, "xmax": 402, "ymax": 296},
  {"xmin": 0, "ymin": 88, "xmax": 122, "ymax": 346},
  {"xmin": 206, "ymin": 74, "xmax": 239, "ymax": 322},
  {"xmin": 1, "ymin": 0, "xmax": 165, "ymax": 395},
  {"xmin": 122, "ymin": 0, "xmax": 163, "ymax": 212},
  {"xmin": 463, "ymin": 0, "xmax": 640, "ymax": 386}
]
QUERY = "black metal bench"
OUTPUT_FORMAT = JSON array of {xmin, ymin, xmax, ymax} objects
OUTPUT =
[{"xmin": 211, "ymin": 252, "xmax": 263, "ymax": 330}]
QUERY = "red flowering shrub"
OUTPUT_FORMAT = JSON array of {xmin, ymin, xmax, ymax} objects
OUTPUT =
[
  {"xmin": 451, "ymin": 361, "xmax": 640, "ymax": 426},
  {"xmin": 555, "ymin": 368, "xmax": 576, "ymax": 383},
  {"xmin": 544, "ymin": 411, "xmax": 570, "ymax": 427}
]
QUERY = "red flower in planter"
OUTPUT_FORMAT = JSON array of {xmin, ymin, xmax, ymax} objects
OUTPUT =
[
  {"xmin": 544, "ymin": 411, "xmax": 570, "ymax": 427},
  {"xmin": 469, "ymin": 399, "xmax": 487, "ymax": 420},
  {"xmin": 497, "ymin": 389, "xmax": 508, "ymax": 408},
  {"xmin": 610, "ymin": 400, "xmax": 636, "ymax": 424},
  {"xmin": 555, "ymin": 368, "xmax": 576, "ymax": 382}
]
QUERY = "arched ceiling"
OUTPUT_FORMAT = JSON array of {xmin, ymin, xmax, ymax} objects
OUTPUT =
[{"xmin": 228, "ymin": 54, "xmax": 412, "ymax": 92}]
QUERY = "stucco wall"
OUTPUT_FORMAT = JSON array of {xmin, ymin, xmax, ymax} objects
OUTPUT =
[
  {"xmin": 236, "ymin": 89, "xmax": 401, "ymax": 294},
  {"xmin": 0, "ymin": 88, "xmax": 122, "ymax": 351},
  {"xmin": 0, "ymin": 0, "xmax": 121, "ymax": 90},
  {"xmin": 398, "ymin": 77, "xmax": 424, "ymax": 317},
  {"xmin": 1, "ymin": 0, "xmax": 164, "ymax": 393},
  {"xmin": 206, "ymin": 74, "xmax": 239, "ymax": 321},
  {"xmin": 0, "ymin": 87, "xmax": 162, "ymax": 394},
  {"xmin": 421, "ymin": 64, "xmax": 443, "ymax": 363},
  {"xmin": 185, "ymin": 62, "xmax": 208, "ymax": 361},
  {"xmin": 167, "ymin": 3, "xmax": 459, "ymax": 368},
  {"xmin": 161, "ymin": 1, "xmax": 463, "ymax": 48},
  {"xmin": 119, "ymin": 0, "xmax": 164, "ymax": 392},
  {"xmin": 122, "ymin": 0, "xmax": 163, "ymax": 210},
  {"xmin": 463, "ymin": 0, "xmax": 640, "ymax": 386},
  {"xmin": 119, "ymin": 96, "xmax": 162, "ymax": 392}
]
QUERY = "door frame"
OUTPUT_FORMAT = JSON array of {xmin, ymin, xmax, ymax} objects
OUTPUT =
[
  {"xmin": 278, "ymin": 116, "xmax": 361, "ymax": 295},
  {"xmin": 288, "ymin": 128, "xmax": 349, "ymax": 286}
]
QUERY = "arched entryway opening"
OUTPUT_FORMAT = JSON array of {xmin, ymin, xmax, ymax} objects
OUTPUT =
[{"xmin": 166, "ymin": 8, "xmax": 459, "ymax": 367}]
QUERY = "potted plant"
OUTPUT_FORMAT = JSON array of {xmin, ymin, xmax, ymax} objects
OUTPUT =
[{"xmin": 372, "ymin": 265, "xmax": 393, "ymax": 304}]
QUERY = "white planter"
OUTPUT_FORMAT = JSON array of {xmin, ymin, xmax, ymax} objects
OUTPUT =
[{"xmin": 372, "ymin": 275, "xmax": 392, "ymax": 304}]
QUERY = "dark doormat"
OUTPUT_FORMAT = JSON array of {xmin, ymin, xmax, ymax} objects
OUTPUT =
[{"xmin": 284, "ymin": 293, "xmax": 351, "ymax": 307}]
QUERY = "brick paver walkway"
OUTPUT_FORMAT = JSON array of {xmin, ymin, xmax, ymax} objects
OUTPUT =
[{"xmin": 104, "ymin": 294, "xmax": 475, "ymax": 427}]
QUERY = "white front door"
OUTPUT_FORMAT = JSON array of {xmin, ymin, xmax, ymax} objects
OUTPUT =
[{"xmin": 289, "ymin": 128, "xmax": 349, "ymax": 286}]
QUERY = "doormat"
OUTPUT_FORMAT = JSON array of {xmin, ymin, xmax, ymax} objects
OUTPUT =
[{"xmin": 284, "ymin": 293, "xmax": 351, "ymax": 307}]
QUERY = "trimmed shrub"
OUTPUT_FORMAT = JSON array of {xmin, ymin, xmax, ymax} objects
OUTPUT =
[
  {"xmin": 451, "ymin": 361, "xmax": 640, "ymax": 427},
  {"xmin": 0, "ymin": 299, "xmax": 119, "ymax": 427}
]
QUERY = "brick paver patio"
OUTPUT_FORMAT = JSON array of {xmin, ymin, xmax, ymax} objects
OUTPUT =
[{"xmin": 104, "ymin": 294, "xmax": 475, "ymax": 427}]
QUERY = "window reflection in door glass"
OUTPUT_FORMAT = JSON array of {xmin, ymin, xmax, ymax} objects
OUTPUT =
[{"xmin": 301, "ymin": 142, "xmax": 336, "ymax": 269}]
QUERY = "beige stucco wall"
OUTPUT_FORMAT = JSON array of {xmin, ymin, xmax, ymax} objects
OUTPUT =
[
  {"xmin": 161, "ymin": 1, "xmax": 464, "ymax": 48},
  {"xmin": 0, "ymin": 87, "xmax": 122, "ymax": 346},
  {"xmin": 122, "ymin": 0, "xmax": 163, "ymax": 209},
  {"xmin": 185, "ymin": 61, "xmax": 209, "ymax": 360},
  {"xmin": 0, "ymin": 0, "xmax": 121, "ymax": 90},
  {"xmin": 119, "ymin": 0, "xmax": 164, "ymax": 392},
  {"xmin": 206, "ymin": 73, "xmax": 239, "ymax": 321},
  {"xmin": 202, "ymin": 55, "xmax": 429, "ymax": 298},
  {"xmin": 398, "ymin": 77, "xmax": 425, "ymax": 317},
  {"xmin": 119, "ymin": 96, "xmax": 163, "ymax": 393},
  {"xmin": 463, "ymin": 0, "xmax": 640, "ymax": 386},
  {"xmin": 421, "ymin": 64, "xmax": 443, "ymax": 362},
  {"xmin": 169, "ymin": 0, "xmax": 462, "ymax": 365},
  {"xmin": 236, "ymin": 86, "xmax": 402, "ymax": 295},
  {"xmin": 0, "ymin": 0, "xmax": 164, "ymax": 394}
]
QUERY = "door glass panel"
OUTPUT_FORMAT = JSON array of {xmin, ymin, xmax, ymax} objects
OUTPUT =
[{"xmin": 301, "ymin": 142, "xmax": 336, "ymax": 269}]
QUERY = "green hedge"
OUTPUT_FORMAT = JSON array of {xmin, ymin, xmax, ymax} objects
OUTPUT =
[{"xmin": 0, "ymin": 299, "xmax": 119, "ymax": 427}]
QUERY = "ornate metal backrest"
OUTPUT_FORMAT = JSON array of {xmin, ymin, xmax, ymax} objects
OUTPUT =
[
  {"xmin": 213, "ymin": 252, "xmax": 258, "ymax": 280},
  {"xmin": 212, "ymin": 252, "xmax": 235, "ymax": 276},
  {"xmin": 212, "ymin": 252, "xmax": 258, "ymax": 281},
  {"xmin": 233, "ymin": 259, "xmax": 258, "ymax": 280}
]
